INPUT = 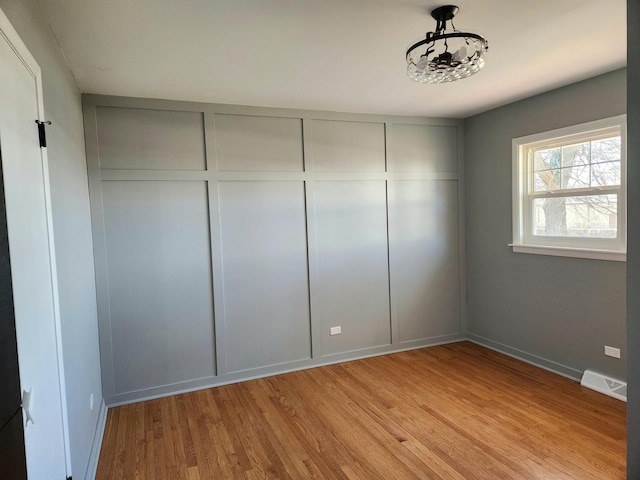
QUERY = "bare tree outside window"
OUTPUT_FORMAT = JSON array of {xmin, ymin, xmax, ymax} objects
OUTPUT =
[
  {"xmin": 512, "ymin": 116, "xmax": 626, "ymax": 260},
  {"xmin": 532, "ymin": 136, "xmax": 621, "ymax": 238}
]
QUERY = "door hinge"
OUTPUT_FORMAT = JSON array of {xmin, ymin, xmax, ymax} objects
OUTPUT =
[{"xmin": 35, "ymin": 120, "xmax": 51, "ymax": 148}]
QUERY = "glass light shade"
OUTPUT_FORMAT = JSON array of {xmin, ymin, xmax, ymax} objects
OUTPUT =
[
  {"xmin": 406, "ymin": 6, "xmax": 488, "ymax": 84},
  {"xmin": 407, "ymin": 33, "xmax": 487, "ymax": 84}
]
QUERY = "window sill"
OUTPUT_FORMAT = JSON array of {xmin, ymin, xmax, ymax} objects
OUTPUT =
[{"xmin": 509, "ymin": 244, "xmax": 626, "ymax": 262}]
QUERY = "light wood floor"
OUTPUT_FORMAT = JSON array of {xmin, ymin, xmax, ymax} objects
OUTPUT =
[{"xmin": 96, "ymin": 342, "xmax": 626, "ymax": 479}]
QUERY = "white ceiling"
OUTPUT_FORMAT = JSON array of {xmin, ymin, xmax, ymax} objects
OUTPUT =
[{"xmin": 40, "ymin": 0, "xmax": 626, "ymax": 118}]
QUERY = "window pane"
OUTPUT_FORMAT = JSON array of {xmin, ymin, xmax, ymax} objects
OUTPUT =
[
  {"xmin": 534, "ymin": 169, "xmax": 560, "ymax": 191},
  {"xmin": 591, "ymin": 161, "xmax": 621, "ymax": 186},
  {"xmin": 591, "ymin": 137, "xmax": 621, "ymax": 164},
  {"xmin": 534, "ymin": 148, "xmax": 561, "ymax": 171},
  {"xmin": 561, "ymin": 165, "xmax": 590, "ymax": 189},
  {"xmin": 533, "ymin": 194, "xmax": 617, "ymax": 238},
  {"xmin": 561, "ymin": 142, "xmax": 590, "ymax": 168}
]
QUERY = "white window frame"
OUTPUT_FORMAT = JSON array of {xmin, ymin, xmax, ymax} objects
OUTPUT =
[{"xmin": 512, "ymin": 115, "xmax": 627, "ymax": 262}]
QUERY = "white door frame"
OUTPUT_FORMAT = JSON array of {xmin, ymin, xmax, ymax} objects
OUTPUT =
[{"xmin": 0, "ymin": 6, "xmax": 71, "ymax": 476}]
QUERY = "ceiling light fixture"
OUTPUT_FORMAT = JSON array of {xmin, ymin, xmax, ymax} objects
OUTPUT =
[{"xmin": 406, "ymin": 5, "xmax": 488, "ymax": 84}]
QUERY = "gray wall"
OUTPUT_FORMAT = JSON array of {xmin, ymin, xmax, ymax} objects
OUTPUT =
[
  {"xmin": 0, "ymin": 1, "xmax": 103, "ymax": 479},
  {"xmin": 627, "ymin": 0, "xmax": 639, "ymax": 475},
  {"xmin": 464, "ymin": 69, "xmax": 627, "ymax": 381},
  {"xmin": 83, "ymin": 96, "xmax": 466, "ymax": 405}
]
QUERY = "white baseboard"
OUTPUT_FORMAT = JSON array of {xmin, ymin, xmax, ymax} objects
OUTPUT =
[
  {"xmin": 467, "ymin": 333, "xmax": 583, "ymax": 381},
  {"xmin": 84, "ymin": 399, "xmax": 108, "ymax": 480},
  {"xmin": 106, "ymin": 334, "xmax": 466, "ymax": 407}
]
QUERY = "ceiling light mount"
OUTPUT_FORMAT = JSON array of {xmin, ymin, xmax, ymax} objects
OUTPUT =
[
  {"xmin": 431, "ymin": 5, "xmax": 458, "ymax": 25},
  {"xmin": 406, "ymin": 5, "xmax": 488, "ymax": 84}
]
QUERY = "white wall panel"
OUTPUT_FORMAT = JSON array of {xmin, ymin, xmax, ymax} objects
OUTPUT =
[
  {"xmin": 389, "ymin": 180, "xmax": 460, "ymax": 342},
  {"xmin": 313, "ymin": 181, "xmax": 391, "ymax": 355},
  {"xmin": 96, "ymin": 107, "xmax": 206, "ymax": 170},
  {"xmin": 389, "ymin": 124, "xmax": 457, "ymax": 172},
  {"xmin": 214, "ymin": 114, "xmax": 304, "ymax": 171},
  {"xmin": 310, "ymin": 119, "xmax": 385, "ymax": 171},
  {"xmin": 101, "ymin": 181, "xmax": 215, "ymax": 394},
  {"xmin": 218, "ymin": 181, "xmax": 311, "ymax": 372}
]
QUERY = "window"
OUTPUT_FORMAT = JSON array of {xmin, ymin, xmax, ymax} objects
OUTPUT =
[{"xmin": 512, "ymin": 115, "xmax": 626, "ymax": 261}]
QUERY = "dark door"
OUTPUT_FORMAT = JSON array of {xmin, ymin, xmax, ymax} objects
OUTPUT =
[{"xmin": 0, "ymin": 151, "xmax": 27, "ymax": 479}]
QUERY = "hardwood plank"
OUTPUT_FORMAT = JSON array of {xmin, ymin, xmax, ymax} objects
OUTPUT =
[
  {"xmin": 211, "ymin": 385, "xmax": 257, "ymax": 475},
  {"xmin": 151, "ymin": 400, "xmax": 167, "ymax": 480},
  {"xmin": 197, "ymin": 388, "xmax": 236, "ymax": 479},
  {"xmin": 96, "ymin": 342, "xmax": 626, "ymax": 479},
  {"xmin": 134, "ymin": 401, "xmax": 146, "ymax": 479},
  {"xmin": 144, "ymin": 402, "xmax": 155, "ymax": 480},
  {"xmin": 175, "ymin": 395, "xmax": 198, "ymax": 468},
  {"xmin": 112, "ymin": 405, "xmax": 129, "ymax": 479},
  {"xmin": 241, "ymin": 380, "xmax": 313, "ymax": 478},
  {"xmin": 160, "ymin": 401, "xmax": 174, "ymax": 476},
  {"xmin": 183, "ymin": 391, "xmax": 220, "ymax": 480},
  {"xmin": 261, "ymin": 376, "xmax": 350, "ymax": 480},
  {"xmin": 187, "ymin": 465, "xmax": 200, "ymax": 480}
]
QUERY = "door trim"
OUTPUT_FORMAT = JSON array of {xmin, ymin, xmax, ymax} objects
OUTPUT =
[{"xmin": 0, "ymin": 6, "xmax": 71, "ymax": 474}]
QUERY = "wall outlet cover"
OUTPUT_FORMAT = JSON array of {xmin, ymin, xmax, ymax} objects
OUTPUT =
[{"xmin": 604, "ymin": 346, "xmax": 621, "ymax": 358}]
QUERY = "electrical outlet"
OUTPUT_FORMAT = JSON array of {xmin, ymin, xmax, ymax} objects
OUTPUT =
[
  {"xmin": 604, "ymin": 346, "xmax": 621, "ymax": 359},
  {"xmin": 90, "ymin": 393, "xmax": 94, "ymax": 411},
  {"xmin": 330, "ymin": 326, "xmax": 342, "ymax": 336}
]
